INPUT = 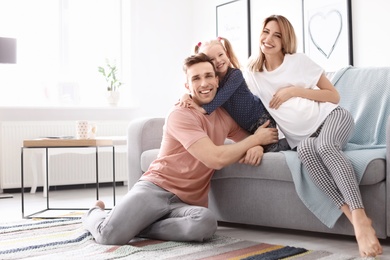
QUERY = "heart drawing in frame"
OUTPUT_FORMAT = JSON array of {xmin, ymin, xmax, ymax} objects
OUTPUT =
[{"xmin": 308, "ymin": 9, "xmax": 343, "ymax": 59}]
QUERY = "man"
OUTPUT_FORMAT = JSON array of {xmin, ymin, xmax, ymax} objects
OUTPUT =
[{"xmin": 82, "ymin": 53, "xmax": 278, "ymax": 245}]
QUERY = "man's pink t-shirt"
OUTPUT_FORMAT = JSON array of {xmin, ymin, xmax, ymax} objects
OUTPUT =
[{"xmin": 141, "ymin": 105, "xmax": 248, "ymax": 207}]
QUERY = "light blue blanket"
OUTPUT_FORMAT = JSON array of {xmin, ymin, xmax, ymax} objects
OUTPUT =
[{"xmin": 282, "ymin": 66, "xmax": 390, "ymax": 228}]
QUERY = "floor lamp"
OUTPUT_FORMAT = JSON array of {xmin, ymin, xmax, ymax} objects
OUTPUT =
[{"xmin": 0, "ymin": 37, "xmax": 17, "ymax": 199}]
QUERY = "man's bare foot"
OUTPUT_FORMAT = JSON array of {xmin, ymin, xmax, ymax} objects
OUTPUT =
[
  {"xmin": 353, "ymin": 211, "xmax": 382, "ymax": 257},
  {"xmin": 95, "ymin": 200, "xmax": 105, "ymax": 210}
]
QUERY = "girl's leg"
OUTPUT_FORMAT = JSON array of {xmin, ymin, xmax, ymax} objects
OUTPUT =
[
  {"xmin": 250, "ymin": 110, "xmax": 290, "ymax": 152},
  {"xmin": 82, "ymin": 181, "xmax": 173, "ymax": 245},
  {"xmin": 139, "ymin": 196, "xmax": 217, "ymax": 242}
]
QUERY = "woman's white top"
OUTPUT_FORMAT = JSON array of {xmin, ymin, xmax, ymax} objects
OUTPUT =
[{"xmin": 244, "ymin": 53, "xmax": 338, "ymax": 148}]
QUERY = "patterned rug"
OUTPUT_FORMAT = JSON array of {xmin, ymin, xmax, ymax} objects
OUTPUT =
[{"xmin": 0, "ymin": 218, "xmax": 359, "ymax": 260}]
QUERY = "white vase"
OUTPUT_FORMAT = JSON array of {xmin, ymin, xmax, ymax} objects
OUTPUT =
[{"xmin": 107, "ymin": 91, "xmax": 120, "ymax": 106}]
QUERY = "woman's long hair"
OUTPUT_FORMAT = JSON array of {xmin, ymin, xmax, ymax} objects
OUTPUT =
[{"xmin": 248, "ymin": 15, "xmax": 297, "ymax": 72}]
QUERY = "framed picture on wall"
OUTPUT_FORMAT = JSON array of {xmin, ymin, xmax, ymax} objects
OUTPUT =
[
  {"xmin": 303, "ymin": 0, "xmax": 353, "ymax": 72},
  {"xmin": 216, "ymin": 0, "xmax": 251, "ymax": 66}
]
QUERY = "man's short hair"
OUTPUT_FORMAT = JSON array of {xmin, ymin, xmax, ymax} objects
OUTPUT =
[{"xmin": 183, "ymin": 53, "xmax": 216, "ymax": 74}]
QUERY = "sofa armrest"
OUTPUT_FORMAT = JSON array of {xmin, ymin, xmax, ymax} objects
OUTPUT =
[
  {"xmin": 127, "ymin": 117, "xmax": 165, "ymax": 189},
  {"xmin": 387, "ymin": 115, "xmax": 390, "ymax": 237}
]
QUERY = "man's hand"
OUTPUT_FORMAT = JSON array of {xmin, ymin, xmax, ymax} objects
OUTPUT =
[
  {"xmin": 253, "ymin": 120, "xmax": 279, "ymax": 145},
  {"xmin": 239, "ymin": 145, "xmax": 264, "ymax": 166}
]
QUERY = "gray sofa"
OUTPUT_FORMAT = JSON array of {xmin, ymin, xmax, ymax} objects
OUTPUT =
[{"xmin": 127, "ymin": 66, "xmax": 390, "ymax": 239}]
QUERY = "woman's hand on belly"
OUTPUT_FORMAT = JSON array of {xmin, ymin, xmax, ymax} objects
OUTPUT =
[{"xmin": 269, "ymin": 86, "xmax": 299, "ymax": 109}]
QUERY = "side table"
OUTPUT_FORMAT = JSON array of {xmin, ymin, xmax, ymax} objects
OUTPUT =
[{"xmin": 21, "ymin": 138, "xmax": 116, "ymax": 218}]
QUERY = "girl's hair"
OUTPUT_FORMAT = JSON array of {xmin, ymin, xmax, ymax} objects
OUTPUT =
[
  {"xmin": 248, "ymin": 15, "xmax": 297, "ymax": 72},
  {"xmin": 194, "ymin": 36, "xmax": 241, "ymax": 69}
]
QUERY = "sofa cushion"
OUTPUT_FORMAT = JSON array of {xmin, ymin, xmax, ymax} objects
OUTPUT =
[
  {"xmin": 140, "ymin": 150, "xmax": 385, "ymax": 185},
  {"xmin": 213, "ymin": 153, "xmax": 292, "ymax": 182}
]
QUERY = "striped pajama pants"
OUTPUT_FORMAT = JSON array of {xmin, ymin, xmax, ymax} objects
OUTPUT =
[{"xmin": 297, "ymin": 106, "xmax": 363, "ymax": 210}]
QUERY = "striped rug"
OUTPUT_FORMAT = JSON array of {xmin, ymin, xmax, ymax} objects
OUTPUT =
[{"xmin": 0, "ymin": 218, "xmax": 358, "ymax": 259}]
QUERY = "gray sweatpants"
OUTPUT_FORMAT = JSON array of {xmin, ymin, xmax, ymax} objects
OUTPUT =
[{"xmin": 82, "ymin": 180, "xmax": 217, "ymax": 245}]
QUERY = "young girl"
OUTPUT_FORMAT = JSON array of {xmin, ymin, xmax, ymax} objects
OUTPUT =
[
  {"xmin": 180, "ymin": 37, "xmax": 289, "ymax": 153},
  {"xmin": 245, "ymin": 14, "xmax": 382, "ymax": 258}
]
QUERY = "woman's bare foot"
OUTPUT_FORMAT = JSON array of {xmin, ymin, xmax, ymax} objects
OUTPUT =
[
  {"xmin": 352, "ymin": 210, "xmax": 382, "ymax": 257},
  {"xmin": 95, "ymin": 200, "xmax": 105, "ymax": 210}
]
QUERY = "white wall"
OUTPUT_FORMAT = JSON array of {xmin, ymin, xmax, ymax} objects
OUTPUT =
[
  {"xmin": 128, "ymin": 0, "xmax": 193, "ymax": 118},
  {"xmin": 352, "ymin": 0, "xmax": 389, "ymax": 66},
  {"xmin": 130, "ymin": 0, "xmax": 390, "ymax": 119}
]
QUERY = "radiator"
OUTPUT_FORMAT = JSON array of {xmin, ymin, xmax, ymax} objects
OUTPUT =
[{"xmin": 0, "ymin": 121, "xmax": 129, "ymax": 190}]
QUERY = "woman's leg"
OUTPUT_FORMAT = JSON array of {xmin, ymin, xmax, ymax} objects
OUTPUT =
[
  {"xmin": 82, "ymin": 181, "xmax": 173, "ymax": 245},
  {"xmin": 139, "ymin": 196, "xmax": 217, "ymax": 242},
  {"xmin": 298, "ymin": 107, "xmax": 382, "ymax": 257},
  {"xmin": 297, "ymin": 137, "xmax": 345, "ymax": 207}
]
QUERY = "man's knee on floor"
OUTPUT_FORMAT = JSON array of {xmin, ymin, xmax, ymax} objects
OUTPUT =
[
  {"xmin": 95, "ymin": 230, "xmax": 133, "ymax": 245},
  {"xmin": 188, "ymin": 208, "xmax": 217, "ymax": 241}
]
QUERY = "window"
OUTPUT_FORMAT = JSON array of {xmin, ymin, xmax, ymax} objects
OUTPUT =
[{"xmin": 0, "ymin": 0, "xmax": 130, "ymax": 107}]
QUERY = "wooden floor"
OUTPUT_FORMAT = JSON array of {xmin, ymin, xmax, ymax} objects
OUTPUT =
[{"xmin": 1, "ymin": 185, "xmax": 389, "ymax": 259}]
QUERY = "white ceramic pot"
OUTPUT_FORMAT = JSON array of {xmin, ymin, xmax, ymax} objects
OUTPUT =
[{"xmin": 107, "ymin": 90, "xmax": 120, "ymax": 106}]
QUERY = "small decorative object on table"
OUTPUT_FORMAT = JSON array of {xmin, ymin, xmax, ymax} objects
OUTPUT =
[
  {"xmin": 75, "ymin": 120, "xmax": 97, "ymax": 139},
  {"xmin": 98, "ymin": 59, "xmax": 123, "ymax": 106}
]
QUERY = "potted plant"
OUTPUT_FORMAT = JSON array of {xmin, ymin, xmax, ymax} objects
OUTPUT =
[{"xmin": 98, "ymin": 59, "xmax": 122, "ymax": 106}]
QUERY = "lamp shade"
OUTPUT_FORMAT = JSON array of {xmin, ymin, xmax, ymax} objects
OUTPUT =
[{"xmin": 0, "ymin": 37, "xmax": 17, "ymax": 64}]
